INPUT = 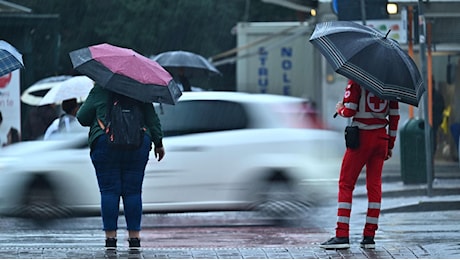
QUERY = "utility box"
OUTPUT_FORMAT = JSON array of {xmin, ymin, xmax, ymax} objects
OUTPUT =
[{"xmin": 399, "ymin": 118, "xmax": 432, "ymax": 184}]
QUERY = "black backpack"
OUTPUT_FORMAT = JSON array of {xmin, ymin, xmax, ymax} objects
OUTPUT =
[{"xmin": 102, "ymin": 92, "xmax": 146, "ymax": 150}]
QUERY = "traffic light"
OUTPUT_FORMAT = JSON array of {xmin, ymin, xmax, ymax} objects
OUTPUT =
[{"xmin": 334, "ymin": 0, "xmax": 389, "ymax": 21}]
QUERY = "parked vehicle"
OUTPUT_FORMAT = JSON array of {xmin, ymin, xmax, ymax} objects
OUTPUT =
[{"xmin": 0, "ymin": 91, "xmax": 344, "ymax": 223}]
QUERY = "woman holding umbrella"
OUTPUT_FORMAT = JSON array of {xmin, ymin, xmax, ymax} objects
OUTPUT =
[
  {"xmin": 71, "ymin": 43, "xmax": 180, "ymax": 251},
  {"xmin": 76, "ymin": 84, "xmax": 165, "ymax": 251}
]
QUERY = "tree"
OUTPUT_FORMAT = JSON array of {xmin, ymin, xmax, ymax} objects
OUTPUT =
[{"xmin": 11, "ymin": 0, "xmax": 297, "ymax": 89}]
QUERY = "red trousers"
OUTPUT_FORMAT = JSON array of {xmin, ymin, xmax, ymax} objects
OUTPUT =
[{"xmin": 335, "ymin": 127, "xmax": 388, "ymax": 238}]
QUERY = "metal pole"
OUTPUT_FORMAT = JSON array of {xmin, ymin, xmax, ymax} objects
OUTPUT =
[
  {"xmin": 357, "ymin": 0, "xmax": 366, "ymax": 128},
  {"xmin": 407, "ymin": 6, "xmax": 415, "ymax": 119},
  {"xmin": 360, "ymin": 0, "xmax": 367, "ymax": 25},
  {"xmin": 418, "ymin": 0, "xmax": 433, "ymax": 196},
  {"xmin": 243, "ymin": 0, "xmax": 250, "ymax": 22}
]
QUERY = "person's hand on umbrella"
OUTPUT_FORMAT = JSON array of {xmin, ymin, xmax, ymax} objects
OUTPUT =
[
  {"xmin": 154, "ymin": 147, "xmax": 165, "ymax": 162},
  {"xmin": 335, "ymin": 101, "xmax": 344, "ymax": 115}
]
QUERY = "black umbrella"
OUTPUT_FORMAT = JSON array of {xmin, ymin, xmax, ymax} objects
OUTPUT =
[
  {"xmin": 151, "ymin": 51, "xmax": 221, "ymax": 91},
  {"xmin": 151, "ymin": 50, "xmax": 221, "ymax": 77},
  {"xmin": 309, "ymin": 21, "xmax": 425, "ymax": 107}
]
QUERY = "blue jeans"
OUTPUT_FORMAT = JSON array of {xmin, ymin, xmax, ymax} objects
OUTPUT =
[{"xmin": 90, "ymin": 134, "xmax": 151, "ymax": 231}]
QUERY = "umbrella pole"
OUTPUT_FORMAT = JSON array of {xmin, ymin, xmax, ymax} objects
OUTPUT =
[
  {"xmin": 360, "ymin": 0, "xmax": 367, "ymax": 25},
  {"xmin": 418, "ymin": 0, "xmax": 434, "ymax": 197}
]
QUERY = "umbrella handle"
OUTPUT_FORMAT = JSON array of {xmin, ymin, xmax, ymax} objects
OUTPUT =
[
  {"xmin": 334, "ymin": 99, "xmax": 344, "ymax": 118},
  {"xmin": 159, "ymin": 103, "xmax": 164, "ymax": 114}
]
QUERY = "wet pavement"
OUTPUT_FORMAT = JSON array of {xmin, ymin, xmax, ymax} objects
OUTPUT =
[
  {"xmin": 0, "ymin": 245, "xmax": 453, "ymax": 259},
  {"xmin": 0, "ymin": 160, "xmax": 458, "ymax": 259}
]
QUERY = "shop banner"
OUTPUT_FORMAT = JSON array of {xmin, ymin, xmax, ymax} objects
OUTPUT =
[{"xmin": 0, "ymin": 70, "xmax": 21, "ymax": 146}]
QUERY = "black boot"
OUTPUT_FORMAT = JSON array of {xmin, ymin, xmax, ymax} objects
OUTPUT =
[
  {"xmin": 360, "ymin": 236, "xmax": 375, "ymax": 249},
  {"xmin": 128, "ymin": 237, "xmax": 141, "ymax": 251},
  {"xmin": 320, "ymin": 237, "xmax": 350, "ymax": 249},
  {"xmin": 105, "ymin": 237, "xmax": 117, "ymax": 251}
]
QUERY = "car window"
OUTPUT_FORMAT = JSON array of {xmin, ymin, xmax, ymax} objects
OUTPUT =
[{"xmin": 158, "ymin": 100, "xmax": 248, "ymax": 136}]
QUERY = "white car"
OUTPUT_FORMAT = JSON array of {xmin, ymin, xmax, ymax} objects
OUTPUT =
[{"xmin": 0, "ymin": 92, "xmax": 344, "ymax": 222}]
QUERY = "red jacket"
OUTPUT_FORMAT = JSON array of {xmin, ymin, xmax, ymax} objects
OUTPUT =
[{"xmin": 337, "ymin": 80, "xmax": 400, "ymax": 149}]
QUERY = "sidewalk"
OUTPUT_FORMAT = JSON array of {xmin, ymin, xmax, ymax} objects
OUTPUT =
[
  {"xmin": 0, "ymin": 245, "xmax": 445, "ymax": 259},
  {"xmin": 367, "ymin": 158, "xmax": 459, "ymax": 183},
  {"xmin": 358, "ymin": 158, "xmax": 460, "ymax": 213},
  {"xmin": 0, "ymin": 160, "xmax": 458, "ymax": 259}
]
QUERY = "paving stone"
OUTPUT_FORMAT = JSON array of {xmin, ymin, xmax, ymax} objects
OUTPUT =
[{"xmin": 0, "ymin": 245, "xmax": 458, "ymax": 259}]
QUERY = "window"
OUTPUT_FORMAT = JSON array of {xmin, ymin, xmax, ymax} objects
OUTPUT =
[{"xmin": 158, "ymin": 100, "xmax": 248, "ymax": 136}]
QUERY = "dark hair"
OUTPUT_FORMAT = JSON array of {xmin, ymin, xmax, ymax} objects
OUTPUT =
[
  {"xmin": 8, "ymin": 127, "xmax": 20, "ymax": 143},
  {"xmin": 61, "ymin": 98, "xmax": 78, "ymax": 114}
]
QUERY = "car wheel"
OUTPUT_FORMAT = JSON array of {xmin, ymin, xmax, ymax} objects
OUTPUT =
[
  {"xmin": 18, "ymin": 175, "xmax": 72, "ymax": 220},
  {"xmin": 251, "ymin": 171, "xmax": 312, "ymax": 226}
]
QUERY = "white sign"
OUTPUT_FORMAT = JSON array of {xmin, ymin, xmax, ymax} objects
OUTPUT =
[
  {"xmin": 236, "ymin": 22, "xmax": 316, "ymax": 98},
  {"xmin": 0, "ymin": 70, "xmax": 21, "ymax": 146}
]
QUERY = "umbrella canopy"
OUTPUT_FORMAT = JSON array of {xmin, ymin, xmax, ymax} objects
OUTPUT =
[
  {"xmin": 309, "ymin": 21, "xmax": 425, "ymax": 107},
  {"xmin": 0, "ymin": 40, "xmax": 25, "ymax": 77},
  {"xmin": 69, "ymin": 43, "xmax": 182, "ymax": 105},
  {"xmin": 21, "ymin": 75, "xmax": 72, "ymax": 106},
  {"xmin": 39, "ymin": 75, "xmax": 94, "ymax": 106},
  {"xmin": 151, "ymin": 50, "xmax": 221, "ymax": 78}
]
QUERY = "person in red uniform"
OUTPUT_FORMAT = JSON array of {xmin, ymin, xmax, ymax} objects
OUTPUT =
[{"xmin": 320, "ymin": 79, "xmax": 400, "ymax": 250}]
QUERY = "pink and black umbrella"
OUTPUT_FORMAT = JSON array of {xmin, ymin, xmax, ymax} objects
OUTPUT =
[{"xmin": 69, "ymin": 43, "xmax": 182, "ymax": 105}]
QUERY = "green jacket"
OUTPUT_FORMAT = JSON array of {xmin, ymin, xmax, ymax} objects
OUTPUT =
[{"xmin": 76, "ymin": 84, "xmax": 163, "ymax": 149}]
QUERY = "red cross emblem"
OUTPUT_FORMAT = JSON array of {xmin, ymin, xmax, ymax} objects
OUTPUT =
[{"xmin": 366, "ymin": 91, "xmax": 387, "ymax": 113}]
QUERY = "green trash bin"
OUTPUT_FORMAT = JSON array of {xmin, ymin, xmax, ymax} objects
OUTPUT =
[{"xmin": 399, "ymin": 118, "xmax": 432, "ymax": 184}]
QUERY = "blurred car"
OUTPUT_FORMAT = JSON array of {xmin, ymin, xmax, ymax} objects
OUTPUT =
[{"xmin": 0, "ymin": 91, "xmax": 344, "ymax": 222}]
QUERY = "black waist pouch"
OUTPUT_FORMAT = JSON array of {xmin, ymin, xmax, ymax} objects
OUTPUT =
[{"xmin": 345, "ymin": 126, "xmax": 360, "ymax": 149}]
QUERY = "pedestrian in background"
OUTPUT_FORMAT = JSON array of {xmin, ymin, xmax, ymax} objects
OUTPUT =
[
  {"xmin": 0, "ymin": 111, "xmax": 3, "ymax": 146},
  {"xmin": 5, "ymin": 127, "xmax": 20, "ymax": 146},
  {"xmin": 0, "ymin": 111, "xmax": 8, "ymax": 147},
  {"xmin": 431, "ymin": 81, "xmax": 445, "ymax": 154},
  {"xmin": 320, "ymin": 79, "xmax": 400, "ymax": 250},
  {"xmin": 76, "ymin": 84, "xmax": 165, "ymax": 251},
  {"xmin": 22, "ymin": 104, "xmax": 58, "ymax": 140},
  {"xmin": 0, "ymin": 111, "xmax": 21, "ymax": 146},
  {"xmin": 178, "ymin": 67, "xmax": 192, "ymax": 92},
  {"xmin": 44, "ymin": 98, "xmax": 81, "ymax": 139}
]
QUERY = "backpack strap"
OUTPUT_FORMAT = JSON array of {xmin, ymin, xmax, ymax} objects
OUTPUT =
[
  {"xmin": 106, "ymin": 91, "xmax": 116, "ymax": 124},
  {"xmin": 97, "ymin": 118, "xmax": 106, "ymax": 130},
  {"xmin": 97, "ymin": 91, "xmax": 116, "ymax": 131}
]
